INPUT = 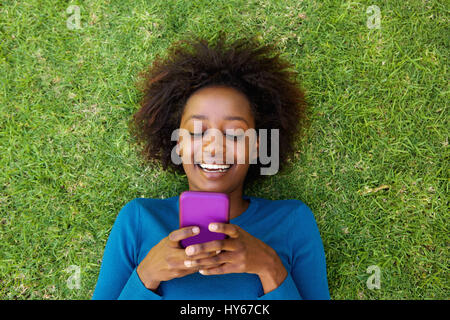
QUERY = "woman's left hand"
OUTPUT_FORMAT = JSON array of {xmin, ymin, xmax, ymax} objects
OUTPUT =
[{"xmin": 183, "ymin": 223, "xmax": 288, "ymax": 294}]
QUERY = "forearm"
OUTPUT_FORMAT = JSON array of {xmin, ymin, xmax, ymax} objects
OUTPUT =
[
  {"xmin": 137, "ymin": 263, "xmax": 161, "ymax": 292},
  {"xmin": 257, "ymin": 249, "xmax": 288, "ymax": 294}
]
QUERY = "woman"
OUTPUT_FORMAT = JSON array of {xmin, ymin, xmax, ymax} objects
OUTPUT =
[{"xmin": 92, "ymin": 33, "xmax": 330, "ymax": 300}]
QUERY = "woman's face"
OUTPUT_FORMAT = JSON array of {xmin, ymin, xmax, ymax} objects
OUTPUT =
[{"xmin": 178, "ymin": 86, "xmax": 258, "ymax": 193}]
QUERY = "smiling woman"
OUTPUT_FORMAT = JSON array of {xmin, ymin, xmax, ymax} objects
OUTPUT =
[
  {"xmin": 129, "ymin": 32, "xmax": 309, "ymax": 191},
  {"xmin": 177, "ymin": 86, "xmax": 258, "ymax": 210},
  {"xmin": 92, "ymin": 32, "xmax": 329, "ymax": 300}
]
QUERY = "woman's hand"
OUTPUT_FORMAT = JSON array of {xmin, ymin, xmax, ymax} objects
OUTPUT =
[
  {"xmin": 183, "ymin": 223, "xmax": 288, "ymax": 294},
  {"xmin": 136, "ymin": 226, "xmax": 221, "ymax": 292}
]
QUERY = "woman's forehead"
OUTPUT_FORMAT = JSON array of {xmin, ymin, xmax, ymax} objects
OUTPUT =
[{"xmin": 182, "ymin": 86, "xmax": 254, "ymax": 126}]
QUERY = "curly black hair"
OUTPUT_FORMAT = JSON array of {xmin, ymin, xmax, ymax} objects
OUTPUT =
[{"xmin": 129, "ymin": 32, "xmax": 310, "ymax": 190}]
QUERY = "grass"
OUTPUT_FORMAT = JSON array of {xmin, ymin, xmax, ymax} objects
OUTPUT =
[{"xmin": 0, "ymin": 0, "xmax": 448, "ymax": 299}]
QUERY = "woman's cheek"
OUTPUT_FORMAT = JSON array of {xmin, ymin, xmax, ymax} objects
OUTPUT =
[
  {"xmin": 178, "ymin": 139, "xmax": 195, "ymax": 164},
  {"xmin": 223, "ymin": 140, "xmax": 235, "ymax": 164},
  {"xmin": 236, "ymin": 141, "xmax": 248, "ymax": 165},
  {"xmin": 236, "ymin": 138, "xmax": 257, "ymax": 165}
]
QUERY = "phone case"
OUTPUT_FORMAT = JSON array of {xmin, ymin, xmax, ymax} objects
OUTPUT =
[{"xmin": 179, "ymin": 191, "xmax": 230, "ymax": 248}]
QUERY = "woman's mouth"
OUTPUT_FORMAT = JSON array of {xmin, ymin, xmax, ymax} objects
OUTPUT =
[{"xmin": 196, "ymin": 163, "xmax": 232, "ymax": 173}]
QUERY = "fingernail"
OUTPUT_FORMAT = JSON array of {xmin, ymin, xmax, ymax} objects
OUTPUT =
[
  {"xmin": 216, "ymin": 250, "xmax": 221, "ymax": 254},
  {"xmin": 185, "ymin": 246, "xmax": 195, "ymax": 256},
  {"xmin": 199, "ymin": 269, "xmax": 206, "ymax": 275},
  {"xmin": 184, "ymin": 260, "xmax": 192, "ymax": 267},
  {"xmin": 192, "ymin": 226, "xmax": 200, "ymax": 234},
  {"xmin": 209, "ymin": 223, "xmax": 218, "ymax": 231}
]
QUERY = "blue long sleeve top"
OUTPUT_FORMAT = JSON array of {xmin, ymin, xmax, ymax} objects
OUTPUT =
[{"xmin": 92, "ymin": 195, "xmax": 330, "ymax": 300}]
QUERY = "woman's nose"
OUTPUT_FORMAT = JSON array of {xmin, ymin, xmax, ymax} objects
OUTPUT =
[{"xmin": 202, "ymin": 130, "xmax": 226, "ymax": 162}]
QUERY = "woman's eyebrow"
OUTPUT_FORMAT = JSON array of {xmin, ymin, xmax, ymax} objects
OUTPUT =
[{"xmin": 183, "ymin": 114, "xmax": 249, "ymax": 126}]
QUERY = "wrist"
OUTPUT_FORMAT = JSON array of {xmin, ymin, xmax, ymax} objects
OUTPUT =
[
  {"xmin": 257, "ymin": 249, "xmax": 288, "ymax": 294},
  {"xmin": 137, "ymin": 263, "xmax": 160, "ymax": 291}
]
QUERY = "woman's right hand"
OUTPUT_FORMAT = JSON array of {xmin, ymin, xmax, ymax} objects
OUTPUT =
[{"xmin": 136, "ymin": 226, "xmax": 220, "ymax": 291}]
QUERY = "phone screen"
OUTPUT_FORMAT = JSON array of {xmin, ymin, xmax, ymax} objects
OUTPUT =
[{"xmin": 179, "ymin": 191, "xmax": 230, "ymax": 248}]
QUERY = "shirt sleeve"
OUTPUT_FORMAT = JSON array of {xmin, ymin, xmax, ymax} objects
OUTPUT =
[
  {"xmin": 288, "ymin": 201, "xmax": 330, "ymax": 299},
  {"xmin": 117, "ymin": 267, "xmax": 162, "ymax": 300},
  {"xmin": 256, "ymin": 201, "xmax": 329, "ymax": 300},
  {"xmin": 91, "ymin": 199, "xmax": 162, "ymax": 300},
  {"xmin": 257, "ymin": 272, "xmax": 303, "ymax": 300}
]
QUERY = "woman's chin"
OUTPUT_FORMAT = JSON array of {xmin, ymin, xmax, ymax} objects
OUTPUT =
[{"xmin": 183, "ymin": 163, "xmax": 247, "ymax": 193}]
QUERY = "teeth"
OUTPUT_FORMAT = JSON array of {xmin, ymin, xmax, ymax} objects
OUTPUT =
[
  {"xmin": 198, "ymin": 163, "xmax": 232, "ymax": 173},
  {"xmin": 199, "ymin": 163, "xmax": 231, "ymax": 170}
]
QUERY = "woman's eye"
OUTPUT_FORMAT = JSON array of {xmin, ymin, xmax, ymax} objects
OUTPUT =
[
  {"xmin": 226, "ymin": 134, "xmax": 244, "ymax": 142},
  {"xmin": 189, "ymin": 131, "xmax": 243, "ymax": 141},
  {"xmin": 189, "ymin": 132, "xmax": 203, "ymax": 137}
]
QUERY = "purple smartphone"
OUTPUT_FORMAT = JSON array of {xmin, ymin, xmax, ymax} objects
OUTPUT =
[{"xmin": 179, "ymin": 191, "xmax": 230, "ymax": 249}]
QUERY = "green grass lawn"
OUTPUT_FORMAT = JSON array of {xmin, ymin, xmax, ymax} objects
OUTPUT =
[{"xmin": 0, "ymin": 0, "xmax": 448, "ymax": 299}]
